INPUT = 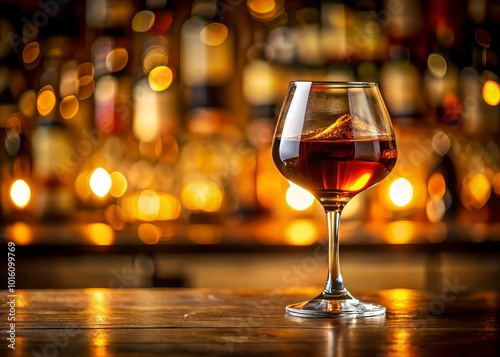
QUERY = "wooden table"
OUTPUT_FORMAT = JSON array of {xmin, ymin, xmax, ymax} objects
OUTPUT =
[{"xmin": 1, "ymin": 287, "xmax": 499, "ymax": 356}]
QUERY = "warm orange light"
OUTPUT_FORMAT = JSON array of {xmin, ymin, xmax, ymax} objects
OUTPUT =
[
  {"xmin": 128, "ymin": 160, "xmax": 154, "ymax": 190},
  {"xmin": 381, "ymin": 289, "xmax": 415, "ymax": 310},
  {"xmin": 137, "ymin": 189, "xmax": 160, "ymax": 221},
  {"xmin": 105, "ymin": 48, "xmax": 128, "ymax": 72},
  {"xmin": 19, "ymin": 90, "xmax": 37, "ymax": 117},
  {"xmin": 5, "ymin": 115, "xmax": 21, "ymax": 140},
  {"xmin": 104, "ymin": 204, "xmax": 126, "ymax": 230},
  {"xmin": 75, "ymin": 170, "xmax": 92, "ymax": 200},
  {"xmin": 60, "ymin": 95, "xmax": 79, "ymax": 119},
  {"xmin": 181, "ymin": 181, "xmax": 223, "ymax": 212},
  {"xmin": 132, "ymin": 10, "xmax": 155, "ymax": 32},
  {"xmin": 386, "ymin": 221, "xmax": 415, "ymax": 244},
  {"xmin": 248, "ymin": 0, "xmax": 276, "ymax": 14},
  {"xmin": 119, "ymin": 193, "xmax": 136, "ymax": 222},
  {"xmin": 389, "ymin": 178, "xmax": 414, "ymax": 207},
  {"xmin": 482, "ymin": 80, "xmax": 500, "ymax": 106},
  {"xmin": 285, "ymin": 181, "xmax": 315, "ymax": 211},
  {"xmin": 248, "ymin": 0, "xmax": 282, "ymax": 19},
  {"xmin": 427, "ymin": 53, "xmax": 447, "ymax": 78},
  {"xmin": 89, "ymin": 168, "xmax": 112, "ymax": 198},
  {"xmin": 256, "ymin": 150, "xmax": 282, "ymax": 210},
  {"xmin": 77, "ymin": 62, "xmax": 94, "ymax": 78},
  {"xmin": 157, "ymin": 193, "xmax": 181, "ymax": 220},
  {"xmin": 493, "ymin": 173, "xmax": 500, "ymax": 195},
  {"xmin": 138, "ymin": 223, "xmax": 161, "ymax": 244},
  {"xmin": 285, "ymin": 220, "xmax": 318, "ymax": 245},
  {"xmin": 465, "ymin": 173, "xmax": 491, "ymax": 209},
  {"xmin": 426, "ymin": 198, "xmax": 446, "ymax": 223},
  {"xmin": 188, "ymin": 224, "xmax": 221, "ymax": 244},
  {"xmin": 143, "ymin": 45, "xmax": 169, "ymax": 74},
  {"xmin": 348, "ymin": 172, "xmax": 372, "ymax": 191},
  {"xmin": 428, "ymin": 172, "xmax": 446, "ymax": 199},
  {"xmin": 148, "ymin": 66, "xmax": 173, "ymax": 92},
  {"xmin": 76, "ymin": 75, "xmax": 95, "ymax": 100},
  {"xmin": 109, "ymin": 171, "xmax": 128, "ymax": 198},
  {"xmin": 10, "ymin": 179, "xmax": 31, "ymax": 209},
  {"xmin": 200, "ymin": 23, "xmax": 228, "ymax": 46},
  {"xmin": 6, "ymin": 222, "xmax": 33, "ymax": 245},
  {"xmin": 22, "ymin": 41, "xmax": 40, "ymax": 64},
  {"xmin": 37, "ymin": 87, "xmax": 56, "ymax": 116},
  {"xmin": 84, "ymin": 223, "xmax": 115, "ymax": 245}
]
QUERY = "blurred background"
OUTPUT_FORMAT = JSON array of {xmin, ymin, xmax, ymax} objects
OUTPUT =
[{"xmin": 0, "ymin": 0, "xmax": 499, "ymax": 291}]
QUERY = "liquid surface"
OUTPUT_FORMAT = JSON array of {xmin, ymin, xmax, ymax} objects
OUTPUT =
[{"xmin": 273, "ymin": 137, "xmax": 397, "ymax": 199}]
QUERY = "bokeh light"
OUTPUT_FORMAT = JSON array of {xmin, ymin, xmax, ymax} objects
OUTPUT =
[
  {"xmin": 22, "ymin": 41, "xmax": 40, "ymax": 65},
  {"xmin": 109, "ymin": 171, "xmax": 128, "ymax": 198},
  {"xmin": 76, "ymin": 75, "xmax": 95, "ymax": 100},
  {"xmin": 482, "ymin": 80, "xmax": 500, "ymax": 106},
  {"xmin": 386, "ymin": 221, "xmax": 415, "ymax": 244},
  {"xmin": 138, "ymin": 223, "xmax": 161, "ymax": 244},
  {"xmin": 428, "ymin": 172, "xmax": 446, "ymax": 199},
  {"xmin": 148, "ymin": 65, "xmax": 173, "ymax": 91},
  {"xmin": 248, "ymin": 0, "xmax": 283, "ymax": 20},
  {"xmin": 493, "ymin": 173, "xmax": 500, "ymax": 195},
  {"xmin": 84, "ymin": 223, "xmax": 115, "ymax": 245},
  {"xmin": 5, "ymin": 115, "xmax": 21, "ymax": 140},
  {"xmin": 19, "ymin": 90, "xmax": 37, "ymax": 117},
  {"xmin": 10, "ymin": 179, "xmax": 31, "ymax": 209},
  {"xmin": 75, "ymin": 170, "xmax": 92, "ymax": 200},
  {"xmin": 89, "ymin": 168, "xmax": 112, "ymax": 198},
  {"xmin": 200, "ymin": 23, "xmax": 228, "ymax": 46},
  {"xmin": 181, "ymin": 180, "xmax": 223, "ymax": 212},
  {"xmin": 137, "ymin": 189, "xmax": 161, "ymax": 221},
  {"xmin": 389, "ymin": 178, "xmax": 414, "ymax": 207},
  {"xmin": 461, "ymin": 173, "xmax": 491, "ymax": 209},
  {"xmin": 285, "ymin": 181, "xmax": 315, "ymax": 211},
  {"xmin": 248, "ymin": 0, "xmax": 276, "ymax": 14},
  {"xmin": 60, "ymin": 95, "xmax": 79, "ymax": 119},
  {"xmin": 105, "ymin": 48, "xmax": 128, "ymax": 72},
  {"xmin": 6, "ymin": 222, "xmax": 33, "ymax": 245},
  {"xmin": 157, "ymin": 193, "xmax": 181, "ymax": 220},
  {"xmin": 37, "ymin": 86, "xmax": 56, "ymax": 116},
  {"xmin": 143, "ymin": 45, "xmax": 169, "ymax": 74},
  {"xmin": 285, "ymin": 220, "xmax": 318, "ymax": 245},
  {"xmin": 427, "ymin": 53, "xmax": 447, "ymax": 78},
  {"xmin": 426, "ymin": 198, "xmax": 446, "ymax": 223},
  {"xmin": 132, "ymin": 10, "xmax": 155, "ymax": 32}
]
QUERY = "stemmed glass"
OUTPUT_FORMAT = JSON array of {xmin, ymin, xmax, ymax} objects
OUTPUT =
[{"xmin": 272, "ymin": 81, "xmax": 397, "ymax": 317}]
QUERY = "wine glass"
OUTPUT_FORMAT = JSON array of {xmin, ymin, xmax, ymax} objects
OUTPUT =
[{"xmin": 272, "ymin": 81, "xmax": 397, "ymax": 317}]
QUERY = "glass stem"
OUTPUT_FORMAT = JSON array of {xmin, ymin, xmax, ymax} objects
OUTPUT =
[{"xmin": 324, "ymin": 208, "xmax": 346, "ymax": 295}]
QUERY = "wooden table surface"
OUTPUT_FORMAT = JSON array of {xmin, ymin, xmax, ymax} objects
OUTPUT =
[{"xmin": 1, "ymin": 287, "xmax": 499, "ymax": 356}]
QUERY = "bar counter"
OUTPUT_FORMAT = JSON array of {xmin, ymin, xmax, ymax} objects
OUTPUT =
[{"xmin": 1, "ymin": 287, "xmax": 499, "ymax": 356}]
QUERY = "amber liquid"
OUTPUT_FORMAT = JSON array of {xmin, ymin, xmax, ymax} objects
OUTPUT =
[{"xmin": 273, "ymin": 137, "xmax": 397, "ymax": 198}]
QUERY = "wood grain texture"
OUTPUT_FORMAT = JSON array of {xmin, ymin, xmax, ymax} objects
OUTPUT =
[{"xmin": 1, "ymin": 288, "xmax": 499, "ymax": 356}]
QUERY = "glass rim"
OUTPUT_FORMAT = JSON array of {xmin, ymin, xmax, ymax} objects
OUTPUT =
[{"xmin": 290, "ymin": 81, "xmax": 377, "ymax": 88}]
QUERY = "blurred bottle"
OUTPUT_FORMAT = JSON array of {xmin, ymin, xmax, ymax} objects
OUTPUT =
[
  {"xmin": 0, "ymin": 68, "xmax": 15, "ymax": 222},
  {"xmin": 178, "ymin": 0, "xmax": 255, "ymax": 222},
  {"xmin": 372, "ymin": 1, "xmax": 432, "ymax": 222},
  {"xmin": 34, "ymin": 38, "xmax": 77, "ymax": 219},
  {"xmin": 0, "ymin": 68, "xmax": 33, "ymax": 221},
  {"xmin": 381, "ymin": 46, "xmax": 423, "ymax": 119},
  {"xmin": 32, "ymin": 97, "xmax": 76, "ymax": 220},
  {"xmin": 132, "ymin": 37, "xmax": 178, "ymax": 146},
  {"xmin": 180, "ymin": 0, "xmax": 234, "ymax": 128},
  {"xmin": 242, "ymin": 38, "xmax": 282, "ymax": 216}
]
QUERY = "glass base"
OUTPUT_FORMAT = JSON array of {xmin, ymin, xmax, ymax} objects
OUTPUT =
[{"xmin": 285, "ymin": 291, "xmax": 385, "ymax": 318}]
